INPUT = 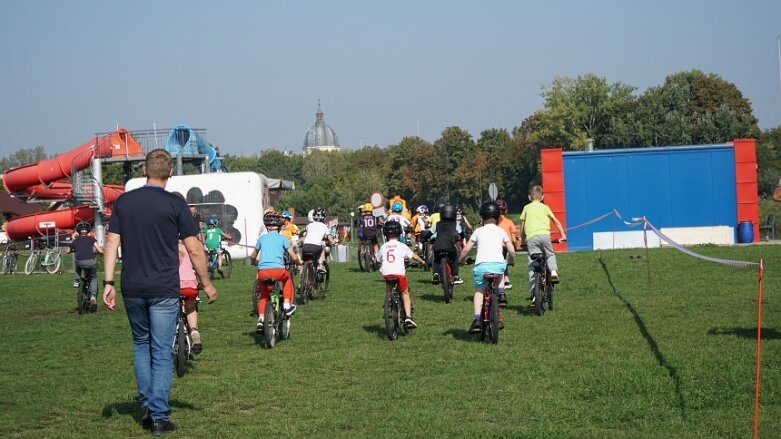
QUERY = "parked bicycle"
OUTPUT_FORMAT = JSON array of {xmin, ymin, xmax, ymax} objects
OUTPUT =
[
  {"xmin": 173, "ymin": 293, "xmax": 197, "ymax": 377},
  {"xmin": 75, "ymin": 266, "xmax": 97, "ymax": 314},
  {"xmin": 254, "ymin": 277, "xmax": 291, "ymax": 348},
  {"xmin": 478, "ymin": 273, "xmax": 503, "ymax": 344},
  {"xmin": 383, "ymin": 278, "xmax": 414, "ymax": 341},
  {"xmin": 528, "ymin": 239, "xmax": 561, "ymax": 316},
  {"xmin": 1, "ymin": 243, "xmax": 19, "ymax": 274},
  {"xmin": 207, "ymin": 247, "xmax": 232, "ymax": 279},
  {"xmin": 24, "ymin": 242, "xmax": 62, "ymax": 275}
]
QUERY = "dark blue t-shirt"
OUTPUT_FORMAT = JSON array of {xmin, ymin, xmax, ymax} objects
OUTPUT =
[
  {"xmin": 109, "ymin": 185, "xmax": 199, "ymax": 298},
  {"xmin": 70, "ymin": 235, "xmax": 97, "ymax": 261}
]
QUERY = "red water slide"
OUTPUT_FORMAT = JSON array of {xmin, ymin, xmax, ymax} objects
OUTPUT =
[{"xmin": 2, "ymin": 129, "xmax": 143, "ymax": 241}]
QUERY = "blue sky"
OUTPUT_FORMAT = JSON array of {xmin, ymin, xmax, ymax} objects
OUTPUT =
[{"xmin": 1, "ymin": 0, "xmax": 780, "ymax": 157}]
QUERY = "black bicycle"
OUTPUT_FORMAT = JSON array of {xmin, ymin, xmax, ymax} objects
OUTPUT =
[
  {"xmin": 383, "ymin": 278, "xmax": 413, "ymax": 341},
  {"xmin": 1, "ymin": 243, "xmax": 18, "ymax": 275},
  {"xmin": 358, "ymin": 239, "xmax": 376, "ymax": 273},
  {"xmin": 298, "ymin": 254, "xmax": 330, "ymax": 304},
  {"xmin": 255, "ymin": 277, "xmax": 291, "ymax": 348},
  {"xmin": 528, "ymin": 239, "xmax": 561, "ymax": 316},
  {"xmin": 479, "ymin": 273, "xmax": 503, "ymax": 344},
  {"xmin": 173, "ymin": 294, "xmax": 195, "ymax": 377},
  {"xmin": 436, "ymin": 250, "xmax": 456, "ymax": 303},
  {"xmin": 75, "ymin": 266, "xmax": 97, "ymax": 315}
]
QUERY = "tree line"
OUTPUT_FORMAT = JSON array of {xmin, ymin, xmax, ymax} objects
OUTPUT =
[{"xmin": 2, "ymin": 69, "xmax": 780, "ymax": 223}]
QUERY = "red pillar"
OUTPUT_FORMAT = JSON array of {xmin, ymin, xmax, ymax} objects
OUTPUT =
[
  {"xmin": 540, "ymin": 148, "xmax": 567, "ymax": 252},
  {"xmin": 733, "ymin": 139, "xmax": 759, "ymax": 242}
]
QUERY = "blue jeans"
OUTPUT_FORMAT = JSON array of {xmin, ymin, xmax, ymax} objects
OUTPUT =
[{"xmin": 123, "ymin": 297, "xmax": 178, "ymax": 421}]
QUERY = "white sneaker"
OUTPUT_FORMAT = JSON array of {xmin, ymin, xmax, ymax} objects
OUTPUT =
[
  {"xmin": 453, "ymin": 276, "xmax": 464, "ymax": 285},
  {"xmin": 550, "ymin": 270, "xmax": 560, "ymax": 284},
  {"xmin": 255, "ymin": 318, "xmax": 264, "ymax": 334}
]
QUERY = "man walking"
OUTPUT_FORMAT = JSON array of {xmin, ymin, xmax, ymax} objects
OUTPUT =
[{"xmin": 103, "ymin": 149, "xmax": 217, "ymax": 436}]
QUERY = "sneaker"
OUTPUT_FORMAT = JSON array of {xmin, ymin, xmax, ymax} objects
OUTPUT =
[
  {"xmin": 89, "ymin": 296, "xmax": 97, "ymax": 306},
  {"xmin": 550, "ymin": 270, "xmax": 560, "ymax": 284},
  {"xmin": 151, "ymin": 419, "xmax": 177, "ymax": 436},
  {"xmin": 218, "ymin": 269, "xmax": 225, "ymax": 279},
  {"xmin": 528, "ymin": 296, "xmax": 536, "ymax": 308},
  {"xmin": 469, "ymin": 318, "xmax": 481, "ymax": 334},
  {"xmin": 284, "ymin": 304, "xmax": 297, "ymax": 318},
  {"xmin": 141, "ymin": 406, "xmax": 151, "ymax": 430},
  {"xmin": 73, "ymin": 281, "xmax": 80, "ymax": 288},
  {"xmin": 453, "ymin": 276, "xmax": 464, "ymax": 285},
  {"xmin": 256, "ymin": 318, "xmax": 264, "ymax": 334},
  {"xmin": 432, "ymin": 273, "xmax": 440, "ymax": 285},
  {"xmin": 498, "ymin": 293, "xmax": 508, "ymax": 307},
  {"xmin": 190, "ymin": 329, "xmax": 202, "ymax": 354},
  {"xmin": 317, "ymin": 265, "xmax": 327, "ymax": 274},
  {"xmin": 404, "ymin": 317, "xmax": 418, "ymax": 329},
  {"xmin": 504, "ymin": 282, "xmax": 513, "ymax": 290}
]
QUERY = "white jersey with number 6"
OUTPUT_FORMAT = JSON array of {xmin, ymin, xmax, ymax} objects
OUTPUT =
[{"xmin": 376, "ymin": 239, "xmax": 412, "ymax": 276}]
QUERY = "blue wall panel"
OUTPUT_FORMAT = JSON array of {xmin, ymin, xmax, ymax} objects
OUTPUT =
[{"xmin": 562, "ymin": 145, "xmax": 736, "ymax": 251}]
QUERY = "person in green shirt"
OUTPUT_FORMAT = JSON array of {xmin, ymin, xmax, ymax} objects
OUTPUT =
[
  {"xmin": 518, "ymin": 186, "xmax": 567, "ymax": 303},
  {"xmin": 204, "ymin": 216, "xmax": 232, "ymax": 275}
]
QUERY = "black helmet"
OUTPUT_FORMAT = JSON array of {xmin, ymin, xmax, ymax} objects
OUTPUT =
[
  {"xmin": 433, "ymin": 200, "xmax": 447, "ymax": 213},
  {"xmin": 75, "ymin": 221, "xmax": 91, "ymax": 233},
  {"xmin": 440, "ymin": 204, "xmax": 456, "ymax": 221},
  {"xmin": 383, "ymin": 220, "xmax": 403, "ymax": 237},
  {"xmin": 263, "ymin": 211, "xmax": 282, "ymax": 227},
  {"xmin": 479, "ymin": 201, "xmax": 500, "ymax": 220},
  {"xmin": 313, "ymin": 207, "xmax": 326, "ymax": 221}
]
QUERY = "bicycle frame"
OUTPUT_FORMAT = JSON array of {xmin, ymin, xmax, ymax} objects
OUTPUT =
[{"xmin": 480, "ymin": 273, "xmax": 502, "ymax": 344}]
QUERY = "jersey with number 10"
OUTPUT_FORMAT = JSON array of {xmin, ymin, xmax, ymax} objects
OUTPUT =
[{"xmin": 376, "ymin": 240, "xmax": 412, "ymax": 276}]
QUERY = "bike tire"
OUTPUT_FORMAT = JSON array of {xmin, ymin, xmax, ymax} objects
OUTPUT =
[
  {"xmin": 489, "ymin": 292, "xmax": 500, "ymax": 344},
  {"xmin": 534, "ymin": 274, "xmax": 545, "ymax": 316},
  {"xmin": 222, "ymin": 252, "xmax": 232, "ymax": 278},
  {"xmin": 77, "ymin": 281, "xmax": 87, "ymax": 315},
  {"xmin": 316, "ymin": 262, "xmax": 330, "ymax": 300},
  {"xmin": 299, "ymin": 264, "xmax": 312, "ymax": 304},
  {"xmin": 175, "ymin": 320, "xmax": 188, "ymax": 377},
  {"xmin": 263, "ymin": 301, "xmax": 276, "ymax": 348},
  {"xmin": 281, "ymin": 314, "xmax": 291, "ymax": 340},
  {"xmin": 45, "ymin": 252, "xmax": 61, "ymax": 274},
  {"xmin": 547, "ymin": 280, "xmax": 554, "ymax": 311},
  {"xmin": 440, "ymin": 257, "xmax": 452, "ymax": 303},
  {"xmin": 251, "ymin": 279, "xmax": 260, "ymax": 316},
  {"xmin": 383, "ymin": 290, "xmax": 399, "ymax": 341},
  {"xmin": 24, "ymin": 253, "xmax": 37, "ymax": 275},
  {"xmin": 1, "ymin": 254, "xmax": 9, "ymax": 274},
  {"xmin": 358, "ymin": 244, "xmax": 366, "ymax": 272},
  {"xmin": 424, "ymin": 244, "xmax": 433, "ymax": 271}
]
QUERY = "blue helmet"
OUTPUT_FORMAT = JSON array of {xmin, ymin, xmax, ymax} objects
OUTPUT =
[
  {"xmin": 206, "ymin": 216, "xmax": 218, "ymax": 226},
  {"xmin": 391, "ymin": 201, "xmax": 403, "ymax": 213},
  {"xmin": 281, "ymin": 210, "xmax": 292, "ymax": 219}
]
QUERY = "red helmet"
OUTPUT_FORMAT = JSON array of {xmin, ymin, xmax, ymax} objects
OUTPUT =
[{"xmin": 495, "ymin": 199, "xmax": 508, "ymax": 213}]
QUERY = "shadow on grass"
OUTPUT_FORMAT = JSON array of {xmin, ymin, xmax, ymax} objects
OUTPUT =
[
  {"xmin": 707, "ymin": 327, "xmax": 781, "ymax": 340},
  {"xmin": 443, "ymin": 327, "xmax": 476, "ymax": 342},
  {"xmin": 245, "ymin": 330, "xmax": 268, "ymax": 348},
  {"xmin": 419, "ymin": 293, "xmax": 446, "ymax": 303},
  {"xmin": 101, "ymin": 398, "xmax": 198, "ymax": 423},
  {"xmin": 598, "ymin": 254, "xmax": 686, "ymax": 419},
  {"xmin": 363, "ymin": 324, "xmax": 389, "ymax": 339},
  {"xmin": 510, "ymin": 303, "xmax": 536, "ymax": 316}
]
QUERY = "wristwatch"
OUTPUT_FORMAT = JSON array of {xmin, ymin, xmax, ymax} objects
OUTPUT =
[{"xmin": 103, "ymin": 280, "xmax": 115, "ymax": 286}]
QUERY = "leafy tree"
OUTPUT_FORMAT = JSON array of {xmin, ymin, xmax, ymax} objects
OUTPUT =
[
  {"xmin": 0, "ymin": 146, "xmax": 47, "ymax": 173},
  {"xmin": 757, "ymin": 126, "xmax": 781, "ymax": 196}
]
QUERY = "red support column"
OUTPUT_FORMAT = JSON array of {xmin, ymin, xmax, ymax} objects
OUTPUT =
[
  {"xmin": 540, "ymin": 148, "xmax": 567, "ymax": 252},
  {"xmin": 733, "ymin": 139, "xmax": 759, "ymax": 243}
]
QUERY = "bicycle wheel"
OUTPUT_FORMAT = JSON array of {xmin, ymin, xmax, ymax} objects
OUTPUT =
[
  {"xmin": 383, "ymin": 290, "xmax": 399, "ymax": 341},
  {"xmin": 45, "ymin": 252, "xmax": 61, "ymax": 274},
  {"xmin": 534, "ymin": 274, "xmax": 545, "ymax": 316},
  {"xmin": 221, "ymin": 252, "xmax": 232, "ymax": 278},
  {"xmin": 77, "ymin": 281, "xmax": 87, "ymax": 315},
  {"xmin": 547, "ymin": 277, "xmax": 554, "ymax": 311},
  {"xmin": 489, "ymin": 292, "xmax": 500, "ymax": 344},
  {"xmin": 424, "ymin": 244, "xmax": 433, "ymax": 271},
  {"xmin": 251, "ymin": 279, "xmax": 260, "ymax": 316},
  {"xmin": 1, "ymin": 254, "xmax": 10, "ymax": 274},
  {"xmin": 316, "ymin": 262, "xmax": 330, "ymax": 299},
  {"xmin": 24, "ymin": 253, "xmax": 37, "ymax": 275},
  {"xmin": 263, "ymin": 301, "xmax": 276, "ymax": 348},
  {"xmin": 364, "ymin": 244, "xmax": 374, "ymax": 273},
  {"xmin": 357, "ymin": 245, "xmax": 366, "ymax": 272},
  {"xmin": 175, "ymin": 320, "xmax": 188, "ymax": 377},
  {"xmin": 281, "ymin": 313, "xmax": 291, "ymax": 340},
  {"xmin": 298, "ymin": 264, "xmax": 311, "ymax": 304},
  {"xmin": 440, "ymin": 257, "xmax": 452, "ymax": 303}
]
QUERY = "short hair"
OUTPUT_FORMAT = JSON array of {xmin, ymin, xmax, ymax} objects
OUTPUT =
[
  {"xmin": 529, "ymin": 185, "xmax": 543, "ymax": 198},
  {"xmin": 145, "ymin": 149, "xmax": 173, "ymax": 180}
]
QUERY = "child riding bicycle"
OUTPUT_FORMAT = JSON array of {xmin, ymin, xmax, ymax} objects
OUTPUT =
[
  {"xmin": 178, "ymin": 241, "xmax": 203, "ymax": 353},
  {"xmin": 64, "ymin": 221, "xmax": 104, "ymax": 307},
  {"xmin": 356, "ymin": 203, "xmax": 381, "ymax": 257},
  {"xmin": 250, "ymin": 211, "xmax": 302, "ymax": 333},
  {"xmin": 204, "ymin": 216, "xmax": 232, "ymax": 276},
  {"xmin": 459, "ymin": 201, "xmax": 515, "ymax": 333},
  {"xmin": 432, "ymin": 204, "xmax": 463, "ymax": 285},
  {"xmin": 519, "ymin": 185, "xmax": 567, "ymax": 303},
  {"xmin": 300, "ymin": 207, "xmax": 336, "ymax": 273},
  {"xmin": 376, "ymin": 220, "xmax": 425, "ymax": 329}
]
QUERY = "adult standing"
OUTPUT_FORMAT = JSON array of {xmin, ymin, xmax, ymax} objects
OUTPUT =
[
  {"xmin": 189, "ymin": 205, "xmax": 204, "ymax": 242},
  {"xmin": 103, "ymin": 149, "xmax": 217, "ymax": 436}
]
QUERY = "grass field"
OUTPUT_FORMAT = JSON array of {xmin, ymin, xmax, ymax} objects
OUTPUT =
[{"xmin": 0, "ymin": 243, "xmax": 779, "ymax": 438}]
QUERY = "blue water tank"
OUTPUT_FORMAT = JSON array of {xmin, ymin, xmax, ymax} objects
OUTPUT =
[{"xmin": 738, "ymin": 221, "xmax": 754, "ymax": 243}]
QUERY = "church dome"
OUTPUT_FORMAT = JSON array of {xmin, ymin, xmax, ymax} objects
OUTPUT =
[{"xmin": 303, "ymin": 102, "xmax": 340, "ymax": 151}]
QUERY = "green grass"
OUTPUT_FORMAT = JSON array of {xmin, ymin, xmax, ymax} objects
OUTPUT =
[{"xmin": 0, "ymin": 244, "xmax": 779, "ymax": 438}]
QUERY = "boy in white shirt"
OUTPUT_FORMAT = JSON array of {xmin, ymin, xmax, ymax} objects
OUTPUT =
[
  {"xmin": 376, "ymin": 220, "xmax": 425, "ymax": 328},
  {"xmin": 300, "ymin": 207, "xmax": 336, "ymax": 273},
  {"xmin": 459, "ymin": 201, "xmax": 516, "ymax": 333}
]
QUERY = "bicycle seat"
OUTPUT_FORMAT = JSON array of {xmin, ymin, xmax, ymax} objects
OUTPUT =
[
  {"xmin": 482, "ymin": 274, "xmax": 503, "ymax": 281},
  {"xmin": 384, "ymin": 278, "xmax": 399, "ymax": 286},
  {"xmin": 529, "ymin": 253, "xmax": 545, "ymax": 262},
  {"xmin": 261, "ymin": 278, "xmax": 277, "ymax": 286}
]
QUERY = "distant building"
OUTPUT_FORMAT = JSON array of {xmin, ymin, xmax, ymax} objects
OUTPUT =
[{"xmin": 303, "ymin": 101, "xmax": 340, "ymax": 154}]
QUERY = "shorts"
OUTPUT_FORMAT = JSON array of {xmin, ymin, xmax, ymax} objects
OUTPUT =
[
  {"xmin": 360, "ymin": 235, "xmax": 378, "ymax": 246},
  {"xmin": 383, "ymin": 274, "xmax": 409, "ymax": 292},
  {"xmin": 180, "ymin": 287, "xmax": 198, "ymax": 301},
  {"xmin": 472, "ymin": 262, "xmax": 507, "ymax": 290},
  {"xmin": 301, "ymin": 243, "xmax": 323, "ymax": 262}
]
